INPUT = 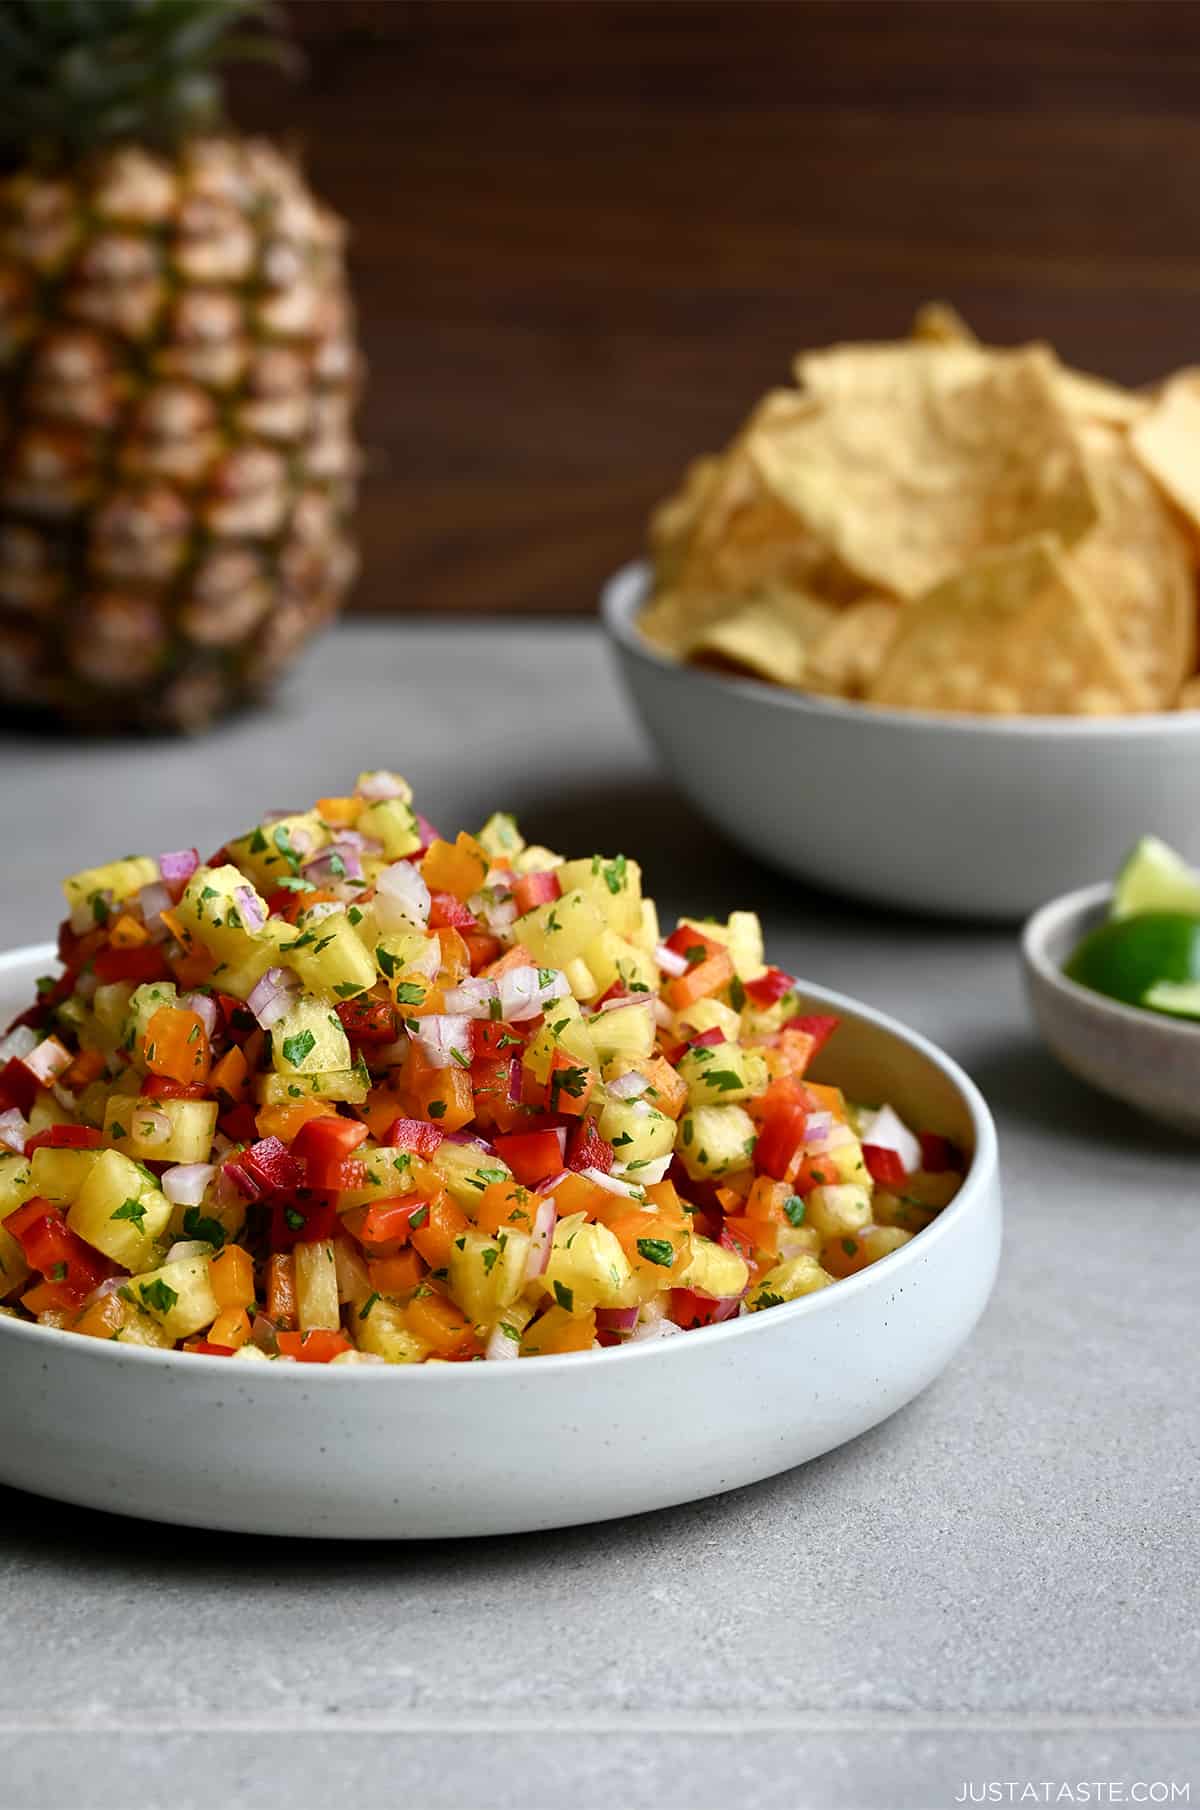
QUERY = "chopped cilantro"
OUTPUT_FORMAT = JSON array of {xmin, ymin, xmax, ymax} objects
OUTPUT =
[
  {"xmin": 393, "ymin": 981, "xmax": 424, "ymax": 1005},
  {"xmin": 729, "ymin": 976, "xmax": 746, "ymax": 1012},
  {"xmin": 428, "ymin": 1100, "xmax": 446, "ymax": 1119},
  {"xmin": 553, "ymin": 1280, "xmax": 574, "ymax": 1312},
  {"xmin": 358, "ymin": 1291, "xmax": 381, "ymax": 1320},
  {"xmin": 284, "ymin": 1206, "xmax": 306, "ymax": 1231},
  {"xmin": 139, "ymin": 1278, "xmax": 179, "ymax": 1315},
  {"xmin": 333, "ymin": 982, "xmax": 364, "ymax": 998},
  {"xmin": 636, "ymin": 1237, "xmax": 675, "ymax": 1268},
  {"xmin": 272, "ymin": 824, "xmax": 301, "ymax": 874},
  {"xmin": 408, "ymin": 1204, "xmax": 429, "ymax": 1228},
  {"xmin": 783, "ymin": 1195, "xmax": 806, "ymax": 1226},
  {"xmin": 182, "ymin": 1206, "xmax": 226, "ymax": 1248},
  {"xmin": 481, "ymin": 1247, "xmax": 499, "ymax": 1274},
  {"xmin": 49, "ymin": 1262, "xmax": 68, "ymax": 1282},
  {"xmin": 755, "ymin": 1289, "xmax": 784, "ymax": 1310},
  {"xmin": 376, "ymin": 946, "xmax": 397, "ymax": 979},
  {"xmin": 249, "ymin": 827, "xmax": 268, "ymax": 853},
  {"xmin": 111, "ymin": 1197, "xmax": 147, "ymax": 1232},
  {"xmin": 281, "ymin": 1029, "xmax": 316, "ymax": 1067},
  {"xmin": 602, "ymin": 855, "xmax": 627, "ymax": 896}
]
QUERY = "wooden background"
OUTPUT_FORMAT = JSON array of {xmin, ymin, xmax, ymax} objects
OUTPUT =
[{"xmin": 245, "ymin": 1, "xmax": 1200, "ymax": 615}]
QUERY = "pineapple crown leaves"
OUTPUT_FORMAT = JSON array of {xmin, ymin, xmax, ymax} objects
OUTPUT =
[{"xmin": 0, "ymin": 0, "xmax": 298, "ymax": 165}]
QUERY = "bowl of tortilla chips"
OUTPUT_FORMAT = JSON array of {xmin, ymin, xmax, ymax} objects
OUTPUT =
[{"xmin": 603, "ymin": 307, "xmax": 1200, "ymax": 919}]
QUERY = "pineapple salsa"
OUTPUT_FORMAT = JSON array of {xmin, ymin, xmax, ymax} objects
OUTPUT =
[{"xmin": 0, "ymin": 774, "xmax": 963, "ymax": 1364}]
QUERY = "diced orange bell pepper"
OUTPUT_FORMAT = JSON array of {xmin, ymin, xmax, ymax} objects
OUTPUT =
[
  {"xmin": 72, "ymin": 1291, "xmax": 125, "ymax": 1340},
  {"xmin": 168, "ymin": 943, "xmax": 218, "ymax": 989},
  {"xmin": 480, "ymin": 942, "xmax": 538, "ymax": 979},
  {"xmin": 604, "ymin": 1209, "xmax": 690, "ymax": 1276},
  {"xmin": 543, "ymin": 1048, "xmax": 594, "ymax": 1118},
  {"xmin": 109, "ymin": 913, "xmax": 150, "ymax": 949},
  {"xmin": 266, "ymin": 1252, "xmax": 297, "ymax": 1328},
  {"xmin": 465, "ymin": 932, "xmax": 502, "ymax": 972},
  {"xmin": 357, "ymin": 1195, "xmax": 427, "ymax": 1256},
  {"xmin": 208, "ymin": 1306, "xmax": 252, "ymax": 1350},
  {"xmin": 475, "ymin": 1179, "xmax": 537, "ymax": 1235},
  {"xmin": 433, "ymin": 926, "xmax": 470, "ymax": 985},
  {"xmin": 408, "ymin": 1191, "xmax": 470, "ymax": 1269},
  {"xmin": 644, "ymin": 1178, "xmax": 692, "ymax": 1229},
  {"xmin": 62, "ymin": 1046, "xmax": 107, "ymax": 1091},
  {"xmin": 724, "ymin": 1213, "xmax": 779, "ymax": 1262},
  {"xmin": 638, "ymin": 1054, "xmax": 688, "ymax": 1119},
  {"xmin": 366, "ymin": 1250, "xmax": 425, "ymax": 1295},
  {"xmin": 803, "ymin": 1081, "xmax": 848, "ymax": 1123},
  {"xmin": 277, "ymin": 1328, "xmax": 353, "ymax": 1363},
  {"xmin": 210, "ymin": 1044, "xmax": 250, "ymax": 1104},
  {"xmin": 522, "ymin": 1304, "xmax": 596, "ymax": 1355},
  {"xmin": 665, "ymin": 949, "xmax": 735, "ymax": 1011},
  {"xmin": 405, "ymin": 1287, "xmax": 477, "ymax": 1355},
  {"xmin": 144, "ymin": 1006, "xmax": 211, "ymax": 1085},
  {"xmin": 317, "ymin": 795, "xmax": 362, "ymax": 828},
  {"xmin": 409, "ymin": 1063, "xmax": 474, "ymax": 1133},
  {"xmin": 359, "ymin": 1088, "xmax": 408, "ymax": 1141},
  {"xmin": 744, "ymin": 1176, "xmax": 793, "ymax": 1224},
  {"xmin": 210, "ymin": 1245, "xmax": 256, "ymax": 1310},
  {"xmin": 550, "ymin": 1170, "xmax": 612, "ymax": 1218},
  {"xmin": 420, "ymin": 833, "xmax": 489, "ymax": 902},
  {"xmin": 22, "ymin": 1278, "xmax": 82, "ymax": 1317}
]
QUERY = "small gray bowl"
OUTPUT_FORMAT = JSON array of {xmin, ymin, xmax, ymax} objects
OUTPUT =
[{"xmin": 1021, "ymin": 882, "xmax": 1200, "ymax": 1135}]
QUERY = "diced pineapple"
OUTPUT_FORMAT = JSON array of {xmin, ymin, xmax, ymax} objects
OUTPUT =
[
  {"xmin": 675, "ymin": 1235, "xmax": 748, "ymax": 1301},
  {"xmin": 374, "ymin": 926, "xmax": 433, "ymax": 980},
  {"xmin": 0, "ymin": 1155, "xmax": 31, "ymax": 1217},
  {"xmin": 512, "ymin": 844, "xmax": 563, "ymax": 875},
  {"xmin": 256, "ymin": 1067, "xmax": 368, "ymax": 1105},
  {"xmin": 677, "ymin": 1040, "xmax": 768, "ymax": 1107},
  {"xmin": 746, "ymin": 1253, "xmax": 833, "ymax": 1310},
  {"xmin": 522, "ymin": 1001, "xmax": 597, "ymax": 1086},
  {"xmin": 282, "ymin": 910, "xmax": 377, "ymax": 998},
  {"xmin": 477, "ymin": 811, "xmax": 525, "ymax": 861},
  {"xmin": 429, "ymin": 1143, "xmax": 512, "ymax": 1212},
  {"xmin": 356, "ymin": 1294, "xmax": 428, "ymax": 1363},
  {"xmin": 177, "ymin": 865, "xmax": 271, "ymax": 960},
  {"xmin": 294, "ymin": 1238, "xmax": 341, "ymax": 1331},
  {"xmin": 356, "ymin": 797, "xmax": 421, "ymax": 860},
  {"xmin": 555, "ymin": 855, "xmax": 643, "ymax": 938},
  {"xmin": 804, "ymin": 1134, "xmax": 869, "ymax": 1189},
  {"xmin": 271, "ymin": 995, "xmax": 350, "ymax": 1075},
  {"xmin": 28, "ymin": 1145, "xmax": 100, "ymax": 1205},
  {"xmin": 208, "ymin": 920, "xmax": 292, "ymax": 1001},
  {"xmin": 803, "ymin": 1182, "xmax": 872, "ymax": 1240},
  {"xmin": 120, "ymin": 979, "xmax": 179, "ymax": 1064},
  {"xmin": 225, "ymin": 811, "xmax": 329, "ymax": 889},
  {"xmin": 540, "ymin": 1214, "xmax": 635, "ymax": 1311},
  {"xmin": 448, "ymin": 1227, "xmax": 530, "ymax": 1324},
  {"xmin": 26, "ymin": 1090, "xmax": 77, "ymax": 1135},
  {"xmin": 111, "ymin": 1302, "xmax": 174, "ymax": 1347},
  {"xmin": 672, "ymin": 996, "xmax": 742, "ymax": 1043},
  {"xmin": 67, "ymin": 1148, "xmax": 172, "ymax": 1271},
  {"xmin": 596, "ymin": 1096, "xmax": 677, "ymax": 1166},
  {"xmin": 357, "ymin": 771, "xmax": 412, "ymax": 803},
  {"xmin": 633, "ymin": 896, "xmax": 660, "ymax": 954},
  {"xmin": 104, "ymin": 1095, "xmax": 218, "ymax": 1164},
  {"xmin": 588, "ymin": 1000, "xmax": 655, "ymax": 1065},
  {"xmin": 124, "ymin": 1256, "xmax": 220, "ymax": 1340},
  {"xmin": 677, "ymin": 1104, "xmax": 758, "ymax": 1180},
  {"xmin": 676, "ymin": 911, "xmax": 766, "ymax": 981},
  {"xmin": 63, "ymin": 855, "xmax": 158, "ymax": 911},
  {"xmin": 563, "ymin": 955, "xmax": 599, "ymax": 1001},
  {"xmin": 93, "ymin": 980, "xmax": 134, "ymax": 1036},
  {"xmin": 514, "ymin": 889, "xmax": 606, "ymax": 966},
  {"xmin": 584, "ymin": 930, "xmax": 657, "ymax": 998},
  {"xmin": 334, "ymin": 1146, "xmax": 433, "ymax": 1209}
]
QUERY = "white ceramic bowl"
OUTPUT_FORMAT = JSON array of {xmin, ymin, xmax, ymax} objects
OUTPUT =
[
  {"xmin": 603, "ymin": 561, "xmax": 1200, "ymax": 921},
  {"xmin": 0, "ymin": 943, "xmax": 1000, "ymax": 1538},
  {"xmin": 1022, "ymin": 881, "xmax": 1200, "ymax": 1135}
]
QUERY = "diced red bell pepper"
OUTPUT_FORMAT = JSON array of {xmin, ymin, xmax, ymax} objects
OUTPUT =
[
  {"xmin": 782, "ymin": 1014, "xmax": 840, "ymax": 1057},
  {"xmin": 385, "ymin": 1116, "xmax": 444, "ymax": 1159},
  {"xmin": 290, "ymin": 1115, "xmax": 370, "ymax": 1191},
  {"xmin": 919, "ymin": 1131, "xmax": 962, "ymax": 1173},
  {"xmin": 593, "ymin": 983, "xmax": 634, "ymax": 1010},
  {"xmin": 357, "ymin": 1194, "xmax": 429, "ymax": 1255},
  {"xmin": 470, "ymin": 1056, "xmax": 523, "ymax": 1133},
  {"xmin": 665, "ymin": 925, "xmax": 727, "ymax": 965},
  {"xmin": 215, "ymin": 993, "xmax": 258, "ymax": 1036},
  {"xmin": 862, "ymin": 1144, "xmax": 907, "ymax": 1186},
  {"xmin": 185, "ymin": 1340, "xmax": 236, "ymax": 1357},
  {"xmin": 511, "ymin": 871, "xmax": 562, "ymax": 915},
  {"xmin": 688, "ymin": 1026, "xmax": 724, "ymax": 1049},
  {"xmin": 0, "ymin": 1058, "xmax": 38, "ymax": 1116},
  {"xmin": 745, "ymin": 966, "xmax": 795, "ymax": 1007},
  {"xmin": 276, "ymin": 1329, "xmax": 353, "ymax": 1364},
  {"xmin": 23, "ymin": 1124, "xmax": 104, "ymax": 1154},
  {"xmin": 566, "ymin": 1120, "xmax": 614, "ymax": 1174},
  {"xmin": 754, "ymin": 1101, "xmax": 806, "ymax": 1181},
  {"xmin": 92, "ymin": 944, "xmax": 172, "ymax": 986},
  {"xmin": 143, "ymin": 1075, "xmax": 212, "ymax": 1101},
  {"xmin": 544, "ymin": 1049, "xmax": 593, "ymax": 1118},
  {"xmin": 218, "ymin": 1103, "xmax": 259, "ymax": 1146},
  {"xmin": 464, "ymin": 932, "xmax": 503, "ymax": 972},
  {"xmin": 7, "ymin": 1197, "xmax": 111, "ymax": 1293},
  {"xmin": 335, "ymin": 996, "xmax": 398, "ymax": 1044},
  {"xmin": 270, "ymin": 1196, "xmax": 339, "ymax": 1249},
  {"xmin": 428, "ymin": 890, "xmax": 478, "ymax": 931},
  {"xmin": 472, "ymin": 1019, "xmax": 523, "ymax": 1058},
  {"xmin": 243, "ymin": 1135, "xmax": 306, "ymax": 1195},
  {"xmin": 668, "ymin": 1287, "xmax": 742, "ymax": 1329},
  {"xmin": 494, "ymin": 1127, "xmax": 567, "ymax": 1186}
]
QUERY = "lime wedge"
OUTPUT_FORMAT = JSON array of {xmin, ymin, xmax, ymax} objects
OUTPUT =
[
  {"xmin": 1111, "ymin": 836, "xmax": 1200, "ymax": 920},
  {"xmin": 1063, "ymin": 912, "xmax": 1200, "ymax": 1009},
  {"xmin": 1142, "ymin": 981, "xmax": 1200, "ymax": 1019}
]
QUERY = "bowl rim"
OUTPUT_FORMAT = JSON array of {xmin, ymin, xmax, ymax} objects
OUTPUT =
[
  {"xmin": 0, "ymin": 940, "xmax": 999, "ymax": 1383},
  {"xmin": 603, "ymin": 558, "xmax": 1200, "ymax": 740},
  {"xmin": 1021, "ymin": 879, "xmax": 1200, "ymax": 1036}
]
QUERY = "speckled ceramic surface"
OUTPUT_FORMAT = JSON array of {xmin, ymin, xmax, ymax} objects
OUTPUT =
[
  {"xmin": 1022, "ymin": 881, "xmax": 1200, "ymax": 1134},
  {"xmin": 0, "ymin": 943, "xmax": 1001, "ymax": 1539},
  {"xmin": 604, "ymin": 561, "xmax": 1200, "ymax": 922}
]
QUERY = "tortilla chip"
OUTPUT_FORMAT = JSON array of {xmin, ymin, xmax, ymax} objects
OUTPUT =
[
  {"xmin": 911, "ymin": 301, "xmax": 979, "ymax": 346},
  {"xmin": 1177, "ymin": 675, "xmax": 1200, "ymax": 711},
  {"xmin": 1053, "ymin": 366, "xmax": 1147, "ymax": 427},
  {"xmin": 688, "ymin": 589, "xmax": 838, "ymax": 688},
  {"xmin": 1130, "ymin": 371, "xmax": 1200, "ymax": 534},
  {"xmin": 637, "ymin": 587, "xmax": 735, "ymax": 658},
  {"xmin": 649, "ymin": 453, "xmax": 723, "ymax": 589},
  {"xmin": 754, "ymin": 346, "xmax": 1098, "ymax": 599},
  {"xmin": 803, "ymin": 598, "xmax": 900, "ymax": 698},
  {"xmin": 1068, "ymin": 421, "xmax": 1195, "ymax": 708},
  {"xmin": 869, "ymin": 534, "xmax": 1141, "ymax": 716}
]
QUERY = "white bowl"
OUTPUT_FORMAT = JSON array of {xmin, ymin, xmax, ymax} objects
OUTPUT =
[
  {"xmin": 603, "ymin": 561, "xmax": 1200, "ymax": 921},
  {"xmin": 0, "ymin": 943, "xmax": 1001, "ymax": 1538},
  {"xmin": 1022, "ymin": 881, "xmax": 1200, "ymax": 1135}
]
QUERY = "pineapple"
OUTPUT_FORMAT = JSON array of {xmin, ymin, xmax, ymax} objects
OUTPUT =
[{"xmin": 0, "ymin": 0, "xmax": 360, "ymax": 732}]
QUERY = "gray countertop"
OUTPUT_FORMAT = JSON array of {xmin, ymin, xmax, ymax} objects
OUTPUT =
[{"xmin": 1, "ymin": 621, "xmax": 1197, "ymax": 1810}]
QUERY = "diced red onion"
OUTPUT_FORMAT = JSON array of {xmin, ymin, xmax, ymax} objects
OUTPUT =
[
  {"xmin": 522, "ymin": 1195, "xmax": 556, "ymax": 1281},
  {"xmin": 137, "ymin": 881, "xmax": 174, "ymax": 940},
  {"xmin": 631, "ymin": 1316, "xmax": 682, "ymax": 1342},
  {"xmin": 413, "ymin": 811, "xmax": 440, "ymax": 851},
  {"xmin": 485, "ymin": 1323, "xmax": 522, "ymax": 1361},
  {"xmin": 158, "ymin": 848, "xmax": 200, "ymax": 895},
  {"xmin": 802, "ymin": 1110, "xmax": 834, "ymax": 1146},
  {"xmin": 303, "ymin": 842, "xmax": 364, "ymax": 885},
  {"xmin": 0, "ymin": 1025, "xmax": 37, "ymax": 1064},
  {"xmin": 209, "ymin": 1131, "xmax": 235, "ymax": 1162},
  {"xmin": 247, "ymin": 966, "xmax": 299, "ymax": 1030},
  {"xmin": 408, "ymin": 1013, "xmax": 472, "ymax": 1070},
  {"xmin": 82, "ymin": 1275, "xmax": 124, "ymax": 1308},
  {"xmin": 497, "ymin": 965, "xmax": 568, "ymax": 1022},
  {"xmin": 70, "ymin": 890, "xmax": 112, "ymax": 935},
  {"xmin": 482, "ymin": 896, "xmax": 518, "ymax": 934},
  {"xmin": 407, "ymin": 936, "xmax": 442, "ymax": 981},
  {"xmin": 0, "ymin": 1108, "xmax": 29, "ymax": 1154},
  {"xmin": 595, "ymin": 1305, "xmax": 640, "ymax": 1334},
  {"xmin": 628, "ymin": 1098, "xmax": 652, "ymax": 1119},
  {"xmin": 162, "ymin": 1162, "xmax": 215, "ymax": 1206},
  {"xmin": 51, "ymin": 1082, "xmax": 78, "ymax": 1112},
  {"xmin": 375, "ymin": 858, "xmax": 431, "ymax": 930},
  {"xmin": 24, "ymin": 1035, "xmax": 71, "ymax": 1084},
  {"xmin": 302, "ymin": 899, "xmax": 344, "ymax": 924},
  {"xmin": 355, "ymin": 769, "xmax": 410, "ymax": 802},
  {"xmin": 442, "ymin": 977, "xmax": 500, "ymax": 1018},
  {"xmin": 251, "ymin": 1314, "xmax": 279, "ymax": 1354},
  {"xmin": 164, "ymin": 1239, "xmax": 210, "ymax": 1264},
  {"xmin": 131, "ymin": 1106, "xmax": 172, "ymax": 1148},
  {"xmin": 614, "ymin": 1153, "xmax": 672, "ymax": 1184},
  {"xmin": 652, "ymin": 998, "xmax": 674, "ymax": 1028},
  {"xmin": 580, "ymin": 1166, "xmax": 643, "ymax": 1199},
  {"xmin": 182, "ymin": 993, "xmax": 219, "ymax": 1038},
  {"xmin": 860, "ymin": 1104, "xmax": 921, "ymax": 1174},
  {"xmin": 655, "ymin": 943, "xmax": 689, "ymax": 978},
  {"xmin": 607, "ymin": 1069, "xmax": 649, "ymax": 1101},
  {"xmin": 328, "ymin": 829, "xmax": 376, "ymax": 852},
  {"xmin": 233, "ymin": 885, "xmax": 267, "ymax": 934},
  {"xmin": 442, "ymin": 1130, "xmax": 495, "ymax": 1151},
  {"xmin": 74, "ymin": 968, "xmax": 99, "ymax": 1002}
]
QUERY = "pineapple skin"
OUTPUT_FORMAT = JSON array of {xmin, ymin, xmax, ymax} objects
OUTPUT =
[{"xmin": 0, "ymin": 138, "xmax": 360, "ymax": 732}]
